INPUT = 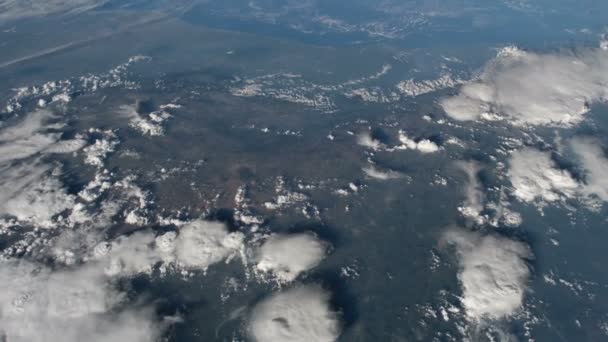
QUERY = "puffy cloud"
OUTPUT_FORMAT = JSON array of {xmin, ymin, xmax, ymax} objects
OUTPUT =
[
  {"xmin": 248, "ymin": 285, "xmax": 341, "ymax": 342},
  {"xmin": 508, "ymin": 148, "xmax": 579, "ymax": 203},
  {"xmin": 120, "ymin": 103, "xmax": 179, "ymax": 137},
  {"xmin": 395, "ymin": 131, "xmax": 440, "ymax": 153},
  {"xmin": 358, "ymin": 129, "xmax": 441, "ymax": 153},
  {"xmin": 0, "ymin": 260, "xmax": 163, "ymax": 342},
  {"xmin": 254, "ymin": 233, "xmax": 329, "ymax": 283},
  {"xmin": 440, "ymin": 44, "xmax": 608, "ymax": 126},
  {"xmin": 416, "ymin": 139, "xmax": 441, "ymax": 153},
  {"xmin": 570, "ymin": 137, "xmax": 608, "ymax": 201},
  {"xmin": 174, "ymin": 219, "xmax": 245, "ymax": 270},
  {"xmin": 362, "ymin": 165, "xmax": 405, "ymax": 180},
  {"xmin": 442, "ymin": 229, "xmax": 533, "ymax": 321},
  {"xmin": 356, "ymin": 131, "xmax": 385, "ymax": 150},
  {"xmin": 94, "ymin": 219, "xmax": 245, "ymax": 276},
  {"xmin": 82, "ymin": 129, "xmax": 119, "ymax": 167}
]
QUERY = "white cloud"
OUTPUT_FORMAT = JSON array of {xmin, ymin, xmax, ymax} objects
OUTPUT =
[
  {"xmin": 0, "ymin": 161, "xmax": 75, "ymax": 227},
  {"xmin": 508, "ymin": 148, "xmax": 579, "ymax": 203},
  {"xmin": 343, "ymin": 87, "xmax": 400, "ymax": 103},
  {"xmin": 174, "ymin": 220, "xmax": 245, "ymax": 270},
  {"xmin": 440, "ymin": 44, "xmax": 608, "ymax": 126},
  {"xmin": 396, "ymin": 130, "xmax": 440, "ymax": 153},
  {"xmin": 442, "ymin": 229, "xmax": 533, "ymax": 321},
  {"xmin": 396, "ymin": 73, "xmax": 464, "ymax": 97},
  {"xmin": 570, "ymin": 137, "xmax": 608, "ymax": 201},
  {"xmin": 248, "ymin": 285, "xmax": 341, "ymax": 342},
  {"xmin": 356, "ymin": 131, "xmax": 385, "ymax": 150},
  {"xmin": 416, "ymin": 139, "xmax": 441, "ymax": 153},
  {"xmin": 94, "ymin": 219, "xmax": 245, "ymax": 276},
  {"xmin": 455, "ymin": 161, "xmax": 486, "ymax": 224},
  {"xmin": 121, "ymin": 103, "xmax": 179, "ymax": 137},
  {"xmin": 0, "ymin": 109, "xmax": 86, "ymax": 165},
  {"xmin": 254, "ymin": 233, "xmax": 328, "ymax": 283},
  {"xmin": 362, "ymin": 165, "xmax": 404, "ymax": 180},
  {"xmin": 456, "ymin": 161, "xmax": 523, "ymax": 227},
  {"xmin": 0, "ymin": 110, "xmax": 57, "ymax": 162},
  {"xmin": 358, "ymin": 129, "xmax": 441, "ymax": 153},
  {"xmin": 82, "ymin": 129, "xmax": 119, "ymax": 167},
  {"xmin": 94, "ymin": 231, "xmax": 161, "ymax": 277},
  {"xmin": 0, "ymin": 260, "xmax": 164, "ymax": 342},
  {"xmin": 0, "ymin": 110, "xmax": 82, "ymax": 164}
]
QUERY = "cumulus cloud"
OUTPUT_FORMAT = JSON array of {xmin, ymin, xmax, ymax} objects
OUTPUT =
[
  {"xmin": 120, "ymin": 103, "xmax": 180, "ymax": 137},
  {"xmin": 362, "ymin": 164, "xmax": 404, "ymax": 180},
  {"xmin": 570, "ymin": 137, "xmax": 608, "ymax": 201},
  {"xmin": 442, "ymin": 229, "xmax": 533, "ymax": 321},
  {"xmin": 508, "ymin": 148, "xmax": 579, "ymax": 203},
  {"xmin": 395, "ymin": 130, "xmax": 440, "ymax": 153},
  {"xmin": 94, "ymin": 219, "xmax": 245, "ymax": 276},
  {"xmin": 248, "ymin": 285, "xmax": 341, "ymax": 342},
  {"xmin": 440, "ymin": 44, "xmax": 608, "ymax": 126},
  {"xmin": 254, "ymin": 233, "xmax": 328, "ymax": 283},
  {"xmin": 358, "ymin": 129, "xmax": 441, "ymax": 153},
  {"xmin": 0, "ymin": 260, "xmax": 164, "ymax": 342},
  {"xmin": 174, "ymin": 220, "xmax": 244, "ymax": 270},
  {"xmin": 356, "ymin": 131, "xmax": 385, "ymax": 150},
  {"xmin": 82, "ymin": 129, "xmax": 119, "ymax": 167}
]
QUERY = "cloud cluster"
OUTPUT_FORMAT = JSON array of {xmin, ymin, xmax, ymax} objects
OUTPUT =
[
  {"xmin": 248, "ymin": 285, "xmax": 341, "ymax": 342},
  {"xmin": 0, "ymin": 110, "xmax": 107, "ymax": 227},
  {"xmin": 357, "ymin": 129, "xmax": 441, "ymax": 153},
  {"xmin": 0, "ymin": 260, "xmax": 163, "ymax": 342},
  {"xmin": 356, "ymin": 131, "xmax": 386, "ymax": 150},
  {"xmin": 443, "ymin": 229, "xmax": 533, "ymax": 321},
  {"xmin": 94, "ymin": 219, "xmax": 245, "ymax": 276},
  {"xmin": 440, "ymin": 44, "xmax": 608, "ymax": 126},
  {"xmin": 0, "ymin": 57, "xmax": 201, "ymax": 342},
  {"xmin": 254, "ymin": 233, "xmax": 328, "ymax": 283},
  {"xmin": 508, "ymin": 148, "xmax": 579, "ymax": 203},
  {"xmin": 395, "ymin": 130, "xmax": 440, "ymax": 153},
  {"xmin": 507, "ymin": 142, "xmax": 608, "ymax": 211},
  {"xmin": 121, "ymin": 103, "xmax": 180, "ymax": 137},
  {"xmin": 0, "ymin": 219, "xmax": 242, "ymax": 340},
  {"xmin": 82, "ymin": 129, "xmax": 119, "ymax": 167}
]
